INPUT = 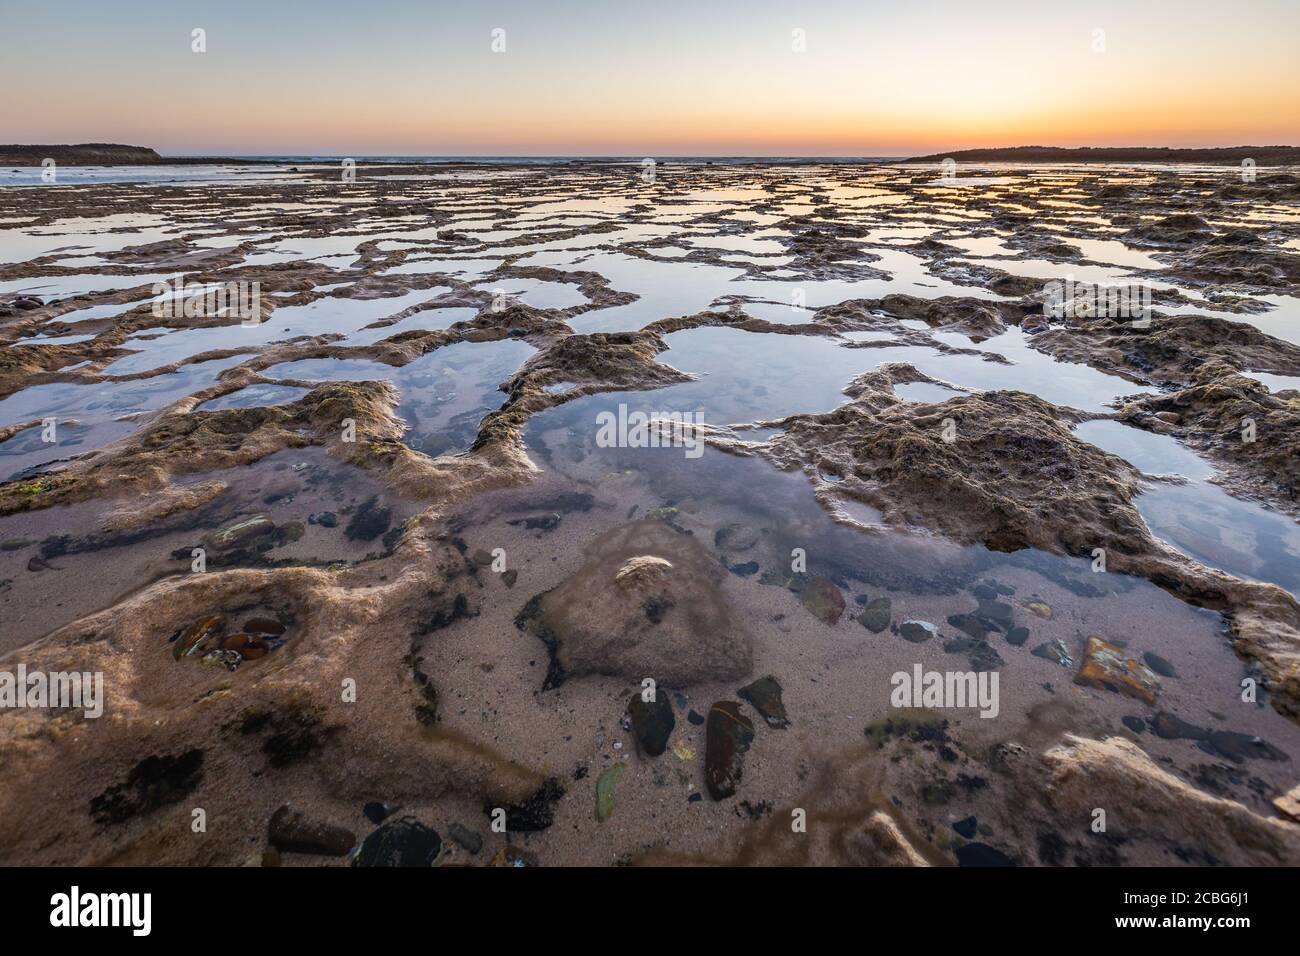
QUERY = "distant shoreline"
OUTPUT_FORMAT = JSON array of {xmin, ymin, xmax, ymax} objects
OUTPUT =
[
  {"xmin": 903, "ymin": 145, "xmax": 1300, "ymax": 165},
  {"xmin": 4, "ymin": 143, "xmax": 1300, "ymax": 167}
]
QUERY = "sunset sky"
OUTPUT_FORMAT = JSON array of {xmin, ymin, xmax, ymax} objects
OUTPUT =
[{"xmin": 3, "ymin": 0, "xmax": 1298, "ymax": 156}]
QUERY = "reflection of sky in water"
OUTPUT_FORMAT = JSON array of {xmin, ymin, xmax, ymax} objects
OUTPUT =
[
  {"xmin": 99, "ymin": 288, "xmax": 452, "ymax": 375},
  {"xmin": 0, "ymin": 355, "xmax": 247, "ymax": 480},
  {"xmin": 264, "ymin": 338, "xmax": 534, "ymax": 456},
  {"xmin": 1076, "ymin": 419, "xmax": 1300, "ymax": 596}
]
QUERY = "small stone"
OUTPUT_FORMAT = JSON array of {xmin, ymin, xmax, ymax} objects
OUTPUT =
[
  {"xmin": 954, "ymin": 842, "xmax": 1016, "ymax": 867},
  {"xmin": 1142, "ymin": 651, "xmax": 1178, "ymax": 678},
  {"xmin": 737, "ymin": 675, "xmax": 790, "ymax": 729},
  {"xmin": 857, "ymin": 597, "xmax": 891, "ymax": 633},
  {"xmin": 352, "ymin": 817, "xmax": 441, "ymax": 867},
  {"xmin": 345, "ymin": 496, "xmax": 391, "ymax": 541},
  {"xmin": 502, "ymin": 569, "xmax": 518, "ymax": 588},
  {"xmin": 974, "ymin": 599, "xmax": 1014, "ymax": 632},
  {"xmin": 1074, "ymin": 635, "xmax": 1161, "ymax": 705},
  {"xmin": 715, "ymin": 524, "xmax": 760, "ymax": 552},
  {"xmin": 204, "ymin": 514, "xmax": 275, "ymax": 552},
  {"xmin": 687, "ymin": 709, "xmax": 705, "ymax": 726},
  {"xmin": 727, "ymin": 560, "xmax": 760, "ymax": 577},
  {"xmin": 1005, "ymin": 626, "xmax": 1030, "ymax": 646},
  {"xmin": 595, "ymin": 763, "xmax": 626, "ymax": 822},
  {"xmin": 800, "ymin": 577, "xmax": 845, "ymax": 625},
  {"xmin": 1031, "ymin": 639, "xmax": 1072, "ymax": 667},
  {"xmin": 490, "ymin": 846, "xmax": 539, "ymax": 867},
  {"xmin": 614, "ymin": 555, "xmax": 673, "ymax": 590},
  {"xmin": 705, "ymin": 701, "xmax": 754, "ymax": 800},
  {"xmin": 1274, "ymin": 785, "xmax": 1300, "ymax": 822},
  {"xmin": 1022, "ymin": 600, "xmax": 1053, "ymax": 620},
  {"xmin": 508, "ymin": 513, "xmax": 561, "ymax": 531},
  {"xmin": 363, "ymin": 801, "xmax": 397, "ymax": 824},
  {"xmin": 899, "ymin": 620, "xmax": 938, "ymax": 643},
  {"xmin": 972, "ymin": 584, "xmax": 998, "ymax": 601},
  {"xmin": 952, "ymin": 816, "xmax": 978, "ymax": 839},
  {"xmin": 448, "ymin": 822, "xmax": 483, "ymax": 854},
  {"xmin": 280, "ymin": 520, "xmax": 305, "ymax": 543},
  {"xmin": 628, "ymin": 690, "xmax": 675, "ymax": 756},
  {"xmin": 268, "ymin": 805, "xmax": 356, "ymax": 856},
  {"xmin": 1121, "ymin": 716, "xmax": 1146, "ymax": 734},
  {"xmin": 473, "ymin": 549, "xmax": 494, "ymax": 566},
  {"xmin": 173, "ymin": 615, "xmax": 225, "ymax": 661}
]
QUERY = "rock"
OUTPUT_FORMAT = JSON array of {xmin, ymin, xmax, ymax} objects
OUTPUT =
[
  {"xmin": 268, "ymin": 805, "xmax": 356, "ymax": 856},
  {"xmin": 857, "ymin": 597, "xmax": 891, "ymax": 633},
  {"xmin": 737, "ymin": 675, "xmax": 790, "ymax": 729},
  {"xmin": 472, "ymin": 549, "xmax": 494, "ymax": 566},
  {"xmin": 1274, "ymin": 785, "xmax": 1300, "ymax": 822},
  {"xmin": 974, "ymin": 599, "xmax": 1014, "ymax": 632},
  {"xmin": 1074, "ymin": 636, "xmax": 1161, "ymax": 704},
  {"xmin": 363, "ymin": 801, "xmax": 397, "ymax": 824},
  {"xmin": 0, "ymin": 537, "xmax": 34, "ymax": 551},
  {"xmin": 279, "ymin": 520, "xmax": 305, "ymax": 542},
  {"xmin": 595, "ymin": 763, "xmax": 625, "ymax": 822},
  {"xmin": 172, "ymin": 614, "xmax": 225, "ymax": 660},
  {"xmin": 502, "ymin": 569, "xmax": 518, "ymax": 588},
  {"xmin": 447, "ymin": 822, "xmax": 483, "ymax": 854},
  {"xmin": 203, "ymin": 514, "xmax": 274, "ymax": 552},
  {"xmin": 1142, "ymin": 651, "xmax": 1178, "ymax": 678},
  {"xmin": 1044, "ymin": 734, "xmax": 1300, "ymax": 865},
  {"xmin": 352, "ymin": 817, "xmax": 441, "ymax": 866},
  {"xmin": 219, "ymin": 633, "xmax": 269, "ymax": 661},
  {"xmin": 345, "ymin": 496, "xmax": 391, "ymax": 541},
  {"xmin": 954, "ymin": 842, "xmax": 1016, "ymax": 866},
  {"xmin": 727, "ymin": 560, "xmax": 760, "ymax": 576},
  {"xmin": 952, "ymin": 816, "xmax": 978, "ymax": 839},
  {"xmin": 714, "ymin": 524, "xmax": 760, "ymax": 552},
  {"xmin": 1005, "ymin": 626, "xmax": 1030, "ymax": 646},
  {"xmin": 972, "ymin": 584, "xmax": 998, "ymax": 601},
  {"xmin": 615, "ymin": 555, "xmax": 673, "ymax": 589},
  {"xmin": 947, "ymin": 613, "xmax": 990, "ymax": 639},
  {"xmin": 311, "ymin": 511, "xmax": 338, "ymax": 528},
  {"xmin": 943, "ymin": 637, "xmax": 1004, "ymax": 672},
  {"xmin": 627, "ymin": 690, "xmax": 675, "ymax": 756},
  {"xmin": 899, "ymin": 619, "xmax": 938, "ymax": 643},
  {"xmin": 490, "ymin": 845, "xmax": 539, "ymax": 867},
  {"xmin": 1121, "ymin": 716, "xmax": 1146, "ymax": 734},
  {"xmin": 1022, "ymin": 600, "xmax": 1053, "ymax": 620},
  {"xmin": 705, "ymin": 701, "xmax": 754, "ymax": 800},
  {"xmin": 1207, "ymin": 730, "xmax": 1287, "ymax": 763},
  {"xmin": 1031, "ymin": 639, "xmax": 1072, "ymax": 666},
  {"xmin": 1151, "ymin": 711, "xmax": 1208, "ymax": 740},
  {"xmin": 484, "ymin": 778, "xmax": 565, "ymax": 831},
  {"xmin": 515, "ymin": 520, "xmax": 751, "ymax": 687},
  {"xmin": 687, "ymin": 709, "xmax": 705, "ymax": 726},
  {"xmin": 508, "ymin": 513, "xmax": 561, "ymax": 531},
  {"xmin": 800, "ymin": 577, "xmax": 845, "ymax": 624}
]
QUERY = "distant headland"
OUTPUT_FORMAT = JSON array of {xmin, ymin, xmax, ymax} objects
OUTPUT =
[{"xmin": 903, "ymin": 145, "xmax": 1300, "ymax": 165}]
